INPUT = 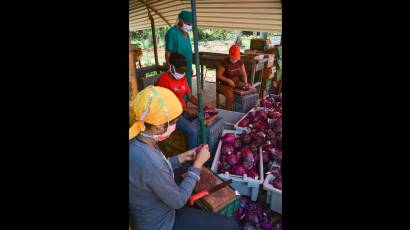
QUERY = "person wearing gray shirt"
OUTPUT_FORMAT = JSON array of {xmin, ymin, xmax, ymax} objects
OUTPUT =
[{"xmin": 129, "ymin": 86, "xmax": 238, "ymax": 230}]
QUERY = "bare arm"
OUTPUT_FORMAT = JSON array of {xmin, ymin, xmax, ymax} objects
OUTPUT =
[
  {"xmin": 240, "ymin": 64, "xmax": 248, "ymax": 83},
  {"xmin": 165, "ymin": 51, "xmax": 171, "ymax": 67},
  {"xmin": 216, "ymin": 64, "xmax": 235, "ymax": 88},
  {"xmin": 187, "ymin": 93, "xmax": 198, "ymax": 106},
  {"xmin": 216, "ymin": 64, "xmax": 230, "ymax": 83}
]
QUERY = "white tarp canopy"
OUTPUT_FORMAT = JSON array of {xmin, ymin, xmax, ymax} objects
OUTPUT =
[{"xmin": 129, "ymin": 0, "xmax": 282, "ymax": 32}]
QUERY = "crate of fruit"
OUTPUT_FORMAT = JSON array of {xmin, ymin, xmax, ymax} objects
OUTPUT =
[
  {"xmin": 257, "ymin": 93, "xmax": 282, "ymax": 110},
  {"xmin": 263, "ymin": 171, "xmax": 282, "ymax": 214},
  {"xmin": 234, "ymin": 107, "xmax": 280, "ymax": 134},
  {"xmin": 216, "ymin": 109, "xmax": 245, "ymax": 131},
  {"xmin": 233, "ymin": 107, "xmax": 258, "ymax": 133},
  {"xmin": 211, "ymin": 130, "xmax": 264, "ymax": 201}
]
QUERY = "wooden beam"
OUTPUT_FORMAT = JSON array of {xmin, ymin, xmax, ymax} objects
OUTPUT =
[
  {"xmin": 129, "ymin": 35, "xmax": 139, "ymax": 99},
  {"xmin": 196, "ymin": 8, "xmax": 281, "ymax": 13},
  {"xmin": 147, "ymin": 8, "xmax": 160, "ymax": 68},
  {"xmin": 195, "ymin": 3, "xmax": 282, "ymax": 8},
  {"xmin": 137, "ymin": 0, "xmax": 171, "ymax": 27},
  {"xmin": 198, "ymin": 18, "xmax": 282, "ymax": 26}
]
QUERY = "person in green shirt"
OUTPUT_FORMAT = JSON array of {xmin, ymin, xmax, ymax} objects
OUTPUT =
[{"xmin": 165, "ymin": 10, "xmax": 193, "ymax": 92}]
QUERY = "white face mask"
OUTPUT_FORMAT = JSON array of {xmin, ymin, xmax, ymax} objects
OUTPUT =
[
  {"xmin": 140, "ymin": 123, "xmax": 176, "ymax": 142},
  {"xmin": 170, "ymin": 65, "xmax": 185, "ymax": 80},
  {"xmin": 229, "ymin": 59, "xmax": 239, "ymax": 64},
  {"xmin": 181, "ymin": 21, "xmax": 192, "ymax": 33}
]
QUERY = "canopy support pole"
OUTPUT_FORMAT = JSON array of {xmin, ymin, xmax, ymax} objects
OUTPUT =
[
  {"xmin": 147, "ymin": 8, "xmax": 159, "ymax": 72},
  {"xmin": 191, "ymin": 0, "xmax": 205, "ymax": 144},
  {"xmin": 129, "ymin": 34, "xmax": 139, "ymax": 99}
]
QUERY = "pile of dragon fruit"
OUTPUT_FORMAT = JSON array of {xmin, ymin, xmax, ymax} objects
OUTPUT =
[
  {"xmin": 236, "ymin": 196, "xmax": 282, "ymax": 230},
  {"xmin": 268, "ymin": 164, "xmax": 282, "ymax": 191},
  {"xmin": 236, "ymin": 82, "xmax": 252, "ymax": 91},
  {"xmin": 217, "ymin": 132, "xmax": 260, "ymax": 179},
  {"xmin": 203, "ymin": 105, "xmax": 218, "ymax": 120},
  {"xmin": 236, "ymin": 94, "xmax": 282, "ymax": 174}
]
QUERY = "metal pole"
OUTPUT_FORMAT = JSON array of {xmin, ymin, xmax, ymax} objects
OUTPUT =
[
  {"xmin": 148, "ymin": 9, "xmax": 159, "ymax": 73},
  {"xmin": 191, "ymin": 0, "xmax": 206, "ymax": 144}
]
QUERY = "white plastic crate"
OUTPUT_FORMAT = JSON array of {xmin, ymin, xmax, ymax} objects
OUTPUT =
[
  {"xmin": 234, "ymin": 107, "xmax": 275, "ymax": 133},
  {"xmin": 216, "ymin": 109, "xmax": 245, "ymax": 130},
  {"xmin": 233, "ymin": 107, "xmax": 257, "ymax": 133},
  {"xmin": 211, "ymin": 130, "xmax": 264, "ymax": 201},
  {"xmin": 263, "ymin": 173, "xmax": 282, "ymax": 214}
]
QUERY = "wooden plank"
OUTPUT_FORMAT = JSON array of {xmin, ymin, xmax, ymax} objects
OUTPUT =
[
  {"xmin": 147, "ymin": 4, "xmax": 190, "ymax": 13},
  {"xmin": 195, "ymin": 0, "xmax": 280, "ymax": 2},
  {"xmin": 129, "ymin": 16, "xmax": 168, "ymax": 25},
  {"xmin": 130, "ymin": 20, "xmax": 168, "ymax": 28},
  {"xmin": 198, "ymin": 25, "xmax": 281, "ymax": 33},
  {"xmin": 198, "ymin": 22, "xmax": 282, "ymax": 32},
  {"xmin": 196, "ymin": 3, "xmax": 282, "ymax": 8},
  {"xmin": 199, "ymin": 18, "xmax": 282, "ymax": 26},
  {"xmin": 196, "ymin": 8, "xmax": 281, "ymax": 13},
  {"xmin": 129, "ymin": 4, "xmax": 147, "ymax": 13},
  {"xmin": 129, "ymin": 0, "xmax": 144, "ymax": 8},
  {"xmin": 137, "ymin": 0, "xmax": 171, "ymax": 26},
  {"xmin": 196, "ymin": 12, "xmax": 282, "ymax": 20},
  {"xmin": 148, "ymin": 0, "xmax": 177, "ymax": 8},
  {"xmin": 148, "ymin": 1, "xmax": 189, "ymax": 12},
  {"xmin": 129, "ymin": 10, "xmax": 178, "ymax": 21}
]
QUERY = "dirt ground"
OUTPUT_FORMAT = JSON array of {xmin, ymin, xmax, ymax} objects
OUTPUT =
[{"xmin": 191, "ymin": 76, "xmax": 226, "ymax": 108}]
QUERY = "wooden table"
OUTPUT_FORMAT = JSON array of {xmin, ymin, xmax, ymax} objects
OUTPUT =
[{"xmin": 194, "ymin": 52, "xmax": 268, "ymax": 90}]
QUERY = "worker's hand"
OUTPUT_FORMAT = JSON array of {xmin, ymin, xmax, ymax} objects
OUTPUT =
[
  {"xmin": 203, "ymin": 104, "xmax": 214, "ymax": 109},
  {"xmin": 193, "ymin": 144, "xmax": 210, "ymax": 169},
  {"xmin": 185, "ymin": 107, "xmax": 199, "ymax": 117},
  {"xmin": 226, "ymin": 79, "xmax": 235, "ymax": 88},
  {"xmin": 178, "ymin": 149, "xmax": 197, "ymax": 163},
  {"xmin": 249, "ymin": 87, "xmax": 258, "ymax": 93}
]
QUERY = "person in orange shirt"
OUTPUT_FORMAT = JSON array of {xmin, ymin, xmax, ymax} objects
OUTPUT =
[
  {"xmin": 156, "ymin": 52, "xmax": 200, "ymax": 149},
  {"xmin": 216, "ymin": 45, "xmax": 256, "ymax": 110}
]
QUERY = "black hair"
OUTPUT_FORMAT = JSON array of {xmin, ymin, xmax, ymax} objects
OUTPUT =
[{"xmin": 169, "ymin": 52, "xmax": 187, "ymax": 68}]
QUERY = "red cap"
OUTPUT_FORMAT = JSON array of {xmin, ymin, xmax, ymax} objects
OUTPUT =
[{"xmin": 229, "ymin": 45, "xmax": 241, "ymax": 61}]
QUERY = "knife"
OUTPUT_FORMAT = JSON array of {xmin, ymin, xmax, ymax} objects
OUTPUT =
[{"xmin": 189, "ymin": 179, "xmax": 232, "ymax": 206}]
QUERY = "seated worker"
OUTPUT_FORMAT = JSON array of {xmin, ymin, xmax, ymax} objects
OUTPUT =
[
  {"xmin": 156, "ymin": 52, "xmax": 201, "ymax": 150},
  {"xmin": 216, "ymin": 44, "xmax": 257, "ymax": 110},
  {"xmin": 129, "ymin": 86, "xmax": 239, "ymax": 230}
]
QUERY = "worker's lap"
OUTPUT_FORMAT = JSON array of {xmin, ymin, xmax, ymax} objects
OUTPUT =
[
  {"xmin": 173, "ymin": 207, "xmax": 239, "ymax": 230},
  {"xmin": 218, "ymin": 84, "xmax": 234, "ymax": 96}
]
